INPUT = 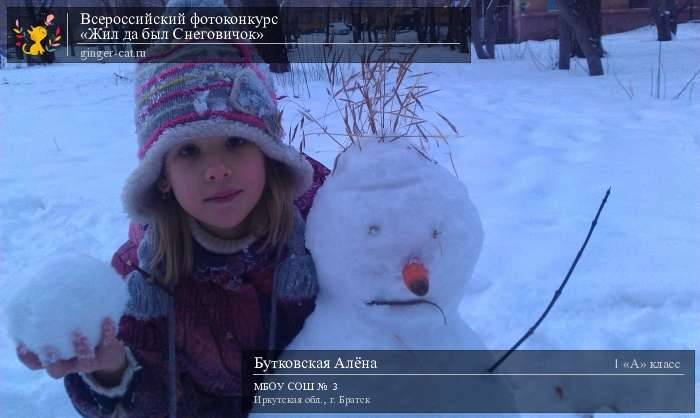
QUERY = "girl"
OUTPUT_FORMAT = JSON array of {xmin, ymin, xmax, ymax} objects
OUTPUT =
[{"xmin": 16, "ymin": 41, "xmax": 329, "ymax": 417}]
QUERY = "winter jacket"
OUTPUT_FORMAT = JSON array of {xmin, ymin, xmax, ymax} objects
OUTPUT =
[{"xmin": 64, "ymin": 156, "xmax": 330, "ymax": 418}]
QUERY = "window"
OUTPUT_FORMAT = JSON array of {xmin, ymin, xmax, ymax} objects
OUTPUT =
[{"xmin": 547, "ymin": 0, "xmax": 558, "ymax": 11}]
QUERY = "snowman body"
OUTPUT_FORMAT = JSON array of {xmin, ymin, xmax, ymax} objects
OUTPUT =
[{"xmin": 286, "ymin": 292, "xmax": 488, "ymax": 351}]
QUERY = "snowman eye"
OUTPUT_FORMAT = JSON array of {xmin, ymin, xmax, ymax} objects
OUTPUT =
[{"xmin": 368, "ymin": 225, "xmax": 380, "ymax": 236}]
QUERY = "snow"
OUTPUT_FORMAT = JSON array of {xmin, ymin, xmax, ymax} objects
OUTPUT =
[
  {"xmin": 5, "ymin": 254, "xmax": 128, "ymax": 364},
  {"xmin": 1, "ymin": 22, "xmax": 698, "ymax": 417}
]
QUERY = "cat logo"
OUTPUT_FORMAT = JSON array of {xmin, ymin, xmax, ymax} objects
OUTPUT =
[{"xmin": 13, "ymin": 14, "xmax": 62, "ymax": 56}]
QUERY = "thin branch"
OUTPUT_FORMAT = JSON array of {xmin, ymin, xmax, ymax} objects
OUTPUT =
[
  {"xmin": 487, "ymin": 187, "xmax": 612, "ymax": 373},
  {"xmin": 673, "ymin": 68, "xmax": 700, "ymax": 99},
  {"xmin": 613, "ymin": 71, "xmax": 634, "ymax": 99}
]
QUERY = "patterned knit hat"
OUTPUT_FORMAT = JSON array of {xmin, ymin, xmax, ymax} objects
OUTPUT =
[{"xmin": 122, "ymin": 41, "xmax": 313, "ymax": 224}]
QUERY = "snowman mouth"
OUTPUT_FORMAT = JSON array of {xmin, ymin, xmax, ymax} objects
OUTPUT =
[{"xmin": 365, "ymin": 299, "xmax": 447, "ymax": 325}]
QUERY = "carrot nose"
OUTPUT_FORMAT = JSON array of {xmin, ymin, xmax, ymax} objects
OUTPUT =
[{"xmin": 402, "ymin": 259, "xmax": 429, "ymax": 296}]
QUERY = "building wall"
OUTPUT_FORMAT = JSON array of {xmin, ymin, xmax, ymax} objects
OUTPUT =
[
  {"xmin": 605, "ymin": 0, "xmax": 634, "ymax": 10},
  {"xmin": 512, "ymin": 0, "xmax": 700, "ymax": 42},
  {"xmin": 516, "ymin": 0, "xmax": 643, "ymax": 15},
  {"xmin": 513, "ymin": 11, "xmax": 559, "ymax": 41}
]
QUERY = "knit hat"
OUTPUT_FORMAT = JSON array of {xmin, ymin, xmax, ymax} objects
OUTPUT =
[{"xmin": 122, "ymin": 41, "xmax": 313, "ymax": 224}]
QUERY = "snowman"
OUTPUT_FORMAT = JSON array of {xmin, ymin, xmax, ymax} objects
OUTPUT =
[
  {"xmin": 251, "ymin": 137, "xmax": 519, "ymax": 417},
  {"xmin": 301, "ymin": 138, "xmax": 486, "ymax": 351}
]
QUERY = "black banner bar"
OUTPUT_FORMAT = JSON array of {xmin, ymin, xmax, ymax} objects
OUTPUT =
[
  {"xmin": 243, "ymin": 350, "xmax": 695, "ymax": 413},
  {"xmin": 6, "ymin": 7, "xmax": 472, "ymax": 64}
]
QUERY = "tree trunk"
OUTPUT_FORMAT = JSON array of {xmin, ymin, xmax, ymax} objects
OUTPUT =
[
  {"xmin": 485, "ymin": 0, "xmax": 497, "ymax": 58},
  {"xmin": 428, "ymin": 7, "xmax": 437, "ymax": 43},
  {"xmin": 472, "ymin": 0, "xmax": 496, "ymax": 59},
  {"xmin": 325, "ymin": 6, "xmax": 331, "ymax": 44},
  {"xmin": 385, "ymin": 9, "xmax": 397, "ymax": 42},
  {"xmin": 414, "ymin": 8, "xmax": 425, "ymax": 43},
  {"xmin": 366, "ymin": 11, "xmax": 376, "ymax": 42},
  {"xmin": 556, "ymin": 0, "xmax": 603, "ymax": 76},
  {"xmin": 459, "ymin": 6, "xmax": 469, "ymax": 54},
  {"xmin": 447, "ymin": 6, "xmax": 462, "ymax": 50},
  {"xmin": 351, "ymin": 5, "xmax": 361, "ymax": 43},
  {"xmin": 667, "ymin": 0, "xmax": 678, "ymax": 35},
  {"xmin": 650, "ymin": 0, "xmax": 676, "ymax": 41},
  {"xmin": 570, "ymin": 0, "xmax": 604, "ymax": 58},
  {"xmin": 447, "ymin": 6, "xmax": 455, "ymax": 48},
  {"xmin": 241, "ymin": 0, "xmax": 288, "ymax": 72},
  {"xmin": 267, "ymin": 7, "xmax": 290, "ymax": 73},
  {"xmin": 590, "ymin": 0, "xmax": 604, "ymax": 54},
  {"xmin": 558, "ymin": 16, "xmax": 572, "ymax": 70},
  {"xmin": 471, "ymin": 0, "xmax": 487, "ymax": 59}
]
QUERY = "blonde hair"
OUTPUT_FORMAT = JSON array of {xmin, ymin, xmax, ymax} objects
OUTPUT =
[{"xmin": 147, "ymin": 156, "xmax": 297, "ymax": 288}]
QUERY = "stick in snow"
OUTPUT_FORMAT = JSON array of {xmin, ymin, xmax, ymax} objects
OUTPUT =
[{"xmin": 487, "ymin": 187, "xmax": 612, "ymax": 373}]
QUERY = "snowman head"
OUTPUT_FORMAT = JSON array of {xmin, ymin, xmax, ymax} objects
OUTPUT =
[{"xmin": 305, "ymin": 139, "xmax": 484, "ymax": 325}]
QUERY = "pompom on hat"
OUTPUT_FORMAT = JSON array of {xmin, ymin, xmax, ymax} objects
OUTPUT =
[{"xmin": 122, "ymin": 41, "xmax": 313, "ymax": 224}]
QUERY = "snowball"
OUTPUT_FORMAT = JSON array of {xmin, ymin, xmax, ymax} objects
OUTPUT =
[{"xmin": 5, "ymin": 254, "xmax": 128, "ymax": 363}]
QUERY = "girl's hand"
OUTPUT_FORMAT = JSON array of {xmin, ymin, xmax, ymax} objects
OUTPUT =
[{"xmin": 15, "ymin": 318, "xmax": 127, "ymax": 380}]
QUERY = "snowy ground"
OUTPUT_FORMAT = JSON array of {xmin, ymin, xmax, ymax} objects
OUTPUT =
[{"xmin": 1, "ymin": 23, "xmax": 698, "ymax": 417}]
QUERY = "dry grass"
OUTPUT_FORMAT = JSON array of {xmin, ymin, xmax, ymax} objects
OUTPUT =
[{"xmin": 287, "ymin": 45, "xmax": 462, "ymax": 177}]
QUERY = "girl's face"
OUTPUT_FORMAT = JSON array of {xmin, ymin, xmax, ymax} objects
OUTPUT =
[{"xmin": 159, "ymin": 136, "xmax": 266, "ymax": 239}]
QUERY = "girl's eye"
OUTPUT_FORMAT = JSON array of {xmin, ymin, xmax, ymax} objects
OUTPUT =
[
  {"xmin": 226, "ymin": 137, "xmax": 247, "ymax": 148},
  {"xmin": 177, "ymin": 144, "xmax": 199, "ymax": 158}
]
